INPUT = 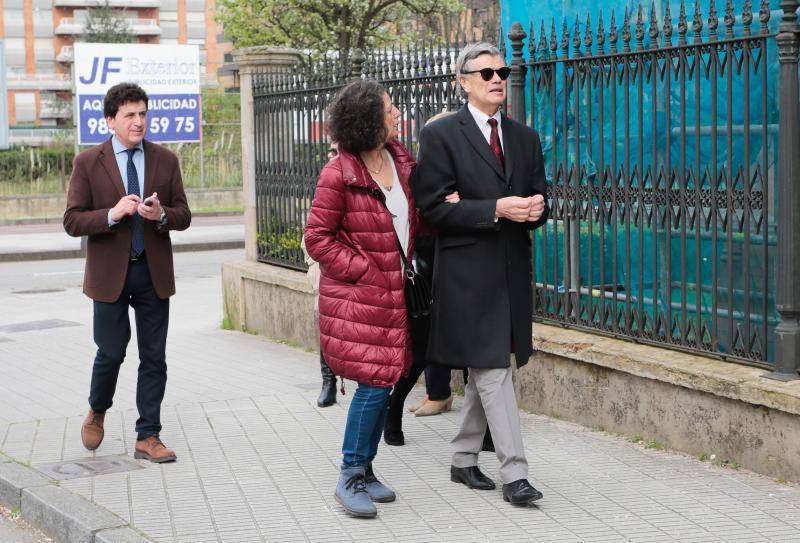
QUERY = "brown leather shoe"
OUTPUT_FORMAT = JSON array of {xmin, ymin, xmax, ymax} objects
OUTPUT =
[
  {"xmin": 134, "ymin": 436, "xmax": 177, "ymax": 463},
  {"xmin": 81, "ymin": 409, "xmax": 105, "ymax": 451}
]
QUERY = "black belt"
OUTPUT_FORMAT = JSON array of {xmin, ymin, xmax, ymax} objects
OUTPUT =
[{"xmin": 129, "ymin": 251, "xmax": 146, "ymax": 262}]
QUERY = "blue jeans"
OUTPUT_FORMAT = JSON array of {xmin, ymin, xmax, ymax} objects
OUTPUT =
[{"xmin": 341, "ymin": 383, "xmax": 392, "ymax": 469}]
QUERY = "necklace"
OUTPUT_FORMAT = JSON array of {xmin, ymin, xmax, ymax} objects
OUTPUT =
[{"xmin": 363, "ymin": 151, "xmax": 385, "ymax": 175}]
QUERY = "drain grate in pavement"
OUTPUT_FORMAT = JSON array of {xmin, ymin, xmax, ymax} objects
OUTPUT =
[
  {"xmin": 34, "ymin": 455, "xmax": 143, "ymax": 481},
  {"xmin": 12, "ymin": 288, "xmax": 66, "ymax": 295},
  {"xmin": 0, "ymin": 319, "xmax": 82, "ymax": 333}
]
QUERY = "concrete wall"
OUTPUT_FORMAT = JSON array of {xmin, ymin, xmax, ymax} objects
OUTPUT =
[
  {"xmin": 0, "ymin": 188, "xmax": 243, "ymax": 223},
  {"xmin": 221, "ymin": 260, "xmax": 800, "ymax": 483}
]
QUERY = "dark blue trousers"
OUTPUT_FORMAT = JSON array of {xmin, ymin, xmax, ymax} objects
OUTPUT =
[{"xmin": 88, "ymin": 257, "xmax": 170, "ymax": 441}]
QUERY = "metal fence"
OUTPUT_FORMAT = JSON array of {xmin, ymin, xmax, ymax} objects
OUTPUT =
[{"xmin": 251, "ymin": 0, "xmax": 800, "ymax": 372}]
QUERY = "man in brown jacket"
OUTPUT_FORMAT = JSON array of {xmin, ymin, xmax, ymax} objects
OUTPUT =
[{"xmin": 64, "ymin": 82, "xmax": 191, "ymax": 463}]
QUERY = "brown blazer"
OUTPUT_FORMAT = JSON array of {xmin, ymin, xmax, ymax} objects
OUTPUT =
[{"xmin": 64, "ymin": 138, "xmax": 191, "ymax": 303}]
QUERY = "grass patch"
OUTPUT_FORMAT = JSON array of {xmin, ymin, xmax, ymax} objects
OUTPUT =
[
  {"xmin": 698, "ymin": 452, "xmax": 710, "ymax": 462},
  {"xmin": 645, "ymin": 440, "xmax": 665, "ymax": 450},
  {"xmin": 629, "ymin": 434, "xmax": 644, "ymax": 444},
  {"xmin": 713, "ymin": 457, "xmax": 740, "ymax": 470},
  {"xmin": 10, "ymin": 507, "xmax": 21, "ymax": 519},
  {"xmin": 221, "ymin": 316, "xmax": 234, "ymax": 330}
]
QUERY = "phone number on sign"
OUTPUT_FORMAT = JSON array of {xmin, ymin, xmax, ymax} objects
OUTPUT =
[{"xmin": 86, "ymin": 116, "xmax": 197, "ymax": 135}]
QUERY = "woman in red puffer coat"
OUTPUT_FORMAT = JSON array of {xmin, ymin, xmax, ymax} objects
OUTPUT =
[{"xmin": 304, "ymin": 80, "xmax": 417, "ymax": 519}]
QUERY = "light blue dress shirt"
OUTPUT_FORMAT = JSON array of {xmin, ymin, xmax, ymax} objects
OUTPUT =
[{"xmin": 107, "ymin": 136, "xmax": 146, "ymax": 226}]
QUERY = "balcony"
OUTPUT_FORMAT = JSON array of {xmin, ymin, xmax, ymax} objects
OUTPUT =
[
  {"xmin": 56, "ymin": 45, "xmax": 73, "ymax": 64},
  {"xmin": 9, "ymin": 128, "xmax": 74, "ymax": 147},
  {"xmin": 55, "ymin": 17, "xmax": 161, "ymax": 36},
  {"xmin": 54, "ymin": 0, "xmax": 160, "ymax": 7},
  {"xmin": 6, "ymin": 73, "xmax": 72, "ymax": 91},
  {"xmin": 40, "ymin": 96, "xmax": 73, "ymax": 120}
]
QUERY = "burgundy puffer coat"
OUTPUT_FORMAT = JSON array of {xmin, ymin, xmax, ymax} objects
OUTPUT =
[{"xmin": 304, "ymin": 140, "xmax": 417, "ymax": 387}]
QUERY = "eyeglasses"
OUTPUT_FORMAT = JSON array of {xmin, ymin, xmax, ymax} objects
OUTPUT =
[{"xmin": 461, "ymin": 67, "xmax": 511, "ymax": 81}]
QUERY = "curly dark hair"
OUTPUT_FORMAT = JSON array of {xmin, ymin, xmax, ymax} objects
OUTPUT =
[
  {"xmin": 104, "ymin": 83, "xmax": 149, "ymax": 118},
  {"xmin": 326, "ymin": 80, "xmax": 388, "ymax": 153}
]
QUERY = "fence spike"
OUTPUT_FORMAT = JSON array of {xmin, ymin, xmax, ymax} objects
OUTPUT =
[
  {"xmin": 498, "ymin": 24, "xmax": 507, "ymax": 61},
  {"xmin": 649, "ymin": 1, "xmax": 660, "ymax": 48},
  {"xmin": 743, "ymin": 0, "xmax": 753, "ymax": 36},
  {"xmin": 573, "ymin": 17, "xmax": 582, "ymax": 55},
  {"xmin": 597, "ymin": 10, "xmax": 606, "ymax": 54},
  {"xmin": 678, "ymin": 0, "xmax": 688, "ymax": 44},
  {"xmin": 622, "ymin": 6, "xmax": 632, "ymax": 52},
  {"xmin": 692, "ymin": 0, "xmax": 704, "ymax": 42},
  {"xmin": 708, "ymin": 0, "xmax": 719, "ymax": 40},
  {"xmin": 550, "ymin": 18, "xmax": 559, "ymax": 56},
  {"xmin": 758, "ymin": 0, "xmax": 770, "ymax": 34},
  {"xmin": 636, "ymin": 3, "xmax": 645, "ymax": 50},
  {"xmin": 584, "ymin": 12, "xmax": 593, "ymax": 55},
  {"xmin": 529, "ymin": 21, "xmax": 537, "ymax": 60},
  {"xmin": 610, "ymin": 10, "xmax": 619, "ymax": 53},
  {"xmin": 663, "ymin": 3, "xmax": 674, "ymax": 43},
  {"xmin": 539, "ymin": 20, "xmax": 549, "ymax": 59},
  {"xmin": 561, "ymin": 17, "xmax": 570, "ymax": 58},
  {"xmin": 724, "ymin": 0, "xmax": 735, "ymax": 38}
]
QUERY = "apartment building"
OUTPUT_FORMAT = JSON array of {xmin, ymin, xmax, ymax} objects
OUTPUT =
[{"xmin": 1, "ymin": 0, "xmax": 232, "ymax": 143}]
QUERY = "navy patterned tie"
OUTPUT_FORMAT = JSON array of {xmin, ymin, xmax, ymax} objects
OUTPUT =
[{"xmin": 126, "ymin": 148, "xmax": 144, "ymax": 257}]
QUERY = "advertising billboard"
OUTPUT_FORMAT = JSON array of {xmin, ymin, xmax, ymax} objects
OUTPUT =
[{"xmin": 73, "ymin": 43, "xmax": 201, "ymax": 145}]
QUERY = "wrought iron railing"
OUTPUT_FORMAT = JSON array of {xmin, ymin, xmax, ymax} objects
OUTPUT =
[{"xmin": 250, "ymin": 0, "xmax": 800, "ymax": 371}]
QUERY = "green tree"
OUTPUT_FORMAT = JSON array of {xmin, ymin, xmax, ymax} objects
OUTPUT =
[
  {"xmin": 216, "ymin": 0, "xmax": 462, "ymax": 61},
  {"xmin": 80, "ymin": 0, "xmax": 136, "ymax": 43}
]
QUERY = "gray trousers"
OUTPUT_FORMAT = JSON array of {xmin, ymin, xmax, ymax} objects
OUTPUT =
[{"xmin": 451, "ymin": 360, "xmax": 528, "ymax": 484}]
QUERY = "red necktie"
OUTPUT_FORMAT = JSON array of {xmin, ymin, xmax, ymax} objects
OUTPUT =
[{"xmin": 487, "ymin": 118, "xmax": 505, "ymax": 172}]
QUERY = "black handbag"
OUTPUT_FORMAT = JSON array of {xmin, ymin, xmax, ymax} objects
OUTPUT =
[{"xmin": 395, "ymin": 240, "xmax": 433, "ymax": 319}]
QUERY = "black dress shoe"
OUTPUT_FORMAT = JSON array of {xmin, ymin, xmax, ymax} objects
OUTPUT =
[
  {"xmin": 502, "ymin": 479, "xmax": 543, "ymax": 504},
  {"xmin": 450, "ymin": 465, "xmax": 496, "ymax": 490},
  {"xmin": 383, "ymin": 426, "xmax": 404, "ymax": 446}
]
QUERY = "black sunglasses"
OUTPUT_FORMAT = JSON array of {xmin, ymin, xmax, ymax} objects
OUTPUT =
[{"xmin": 461, "ymin": 66, "xmax": 511, "ymax": 81}]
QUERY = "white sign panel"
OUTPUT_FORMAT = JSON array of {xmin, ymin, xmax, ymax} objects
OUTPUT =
[{"xmin": 74, "ymin": 43, "xmax": 201, "ymax": 145}]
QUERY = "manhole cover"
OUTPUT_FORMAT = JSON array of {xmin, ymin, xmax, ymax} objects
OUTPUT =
[
  {"xmin": 34, "ymin": 455, "xmax": 144, "ymax": 481},
  {"xmin": 12, "ymin": 288, "xmax": 66, "ymax": 295},
  {"xmin": 0, "ymin": 319, "xmax": 82, "ymax": 333}
]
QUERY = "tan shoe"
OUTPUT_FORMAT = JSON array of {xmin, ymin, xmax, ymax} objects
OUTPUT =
[
  {"xmin": 134, "ymin": 436, "xmax": 177, "ymax": 463},
  {"xmin": 414, "ymin": 396, "xmax": 453, "ymax": 417},
  {"xmin": 408, "ymin": 394, "xmax": 429, "ymax": 413},
  {"xmin": 81, "ymin": 409, "xmax": 105, "ymax": 451}
]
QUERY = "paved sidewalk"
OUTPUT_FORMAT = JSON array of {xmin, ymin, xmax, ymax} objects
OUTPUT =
[
  {"xmin": 1, "ymin": 266, "xmax": 800, "ymax": 542},
  {"xmin": 0, "ymin": 215, "xmax": 244, "ymax": 262}
]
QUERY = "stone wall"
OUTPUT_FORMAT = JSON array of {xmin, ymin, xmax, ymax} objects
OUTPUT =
[
  {"xmin": 0, "ymin": 188, "xmax": 242, "ymax": 223},
  {"xmin": 221, "ymin": 259, "xmax": 800, "ymax": 483}
]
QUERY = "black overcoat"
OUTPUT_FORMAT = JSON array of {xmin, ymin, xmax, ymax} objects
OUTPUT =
[{"xmin": 410, "ymin": 106, "xmax": 549, "ymax": 369}]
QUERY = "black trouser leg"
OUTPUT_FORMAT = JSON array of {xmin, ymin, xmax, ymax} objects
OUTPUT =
[
  {"xmin": 424, "ymin": 363, "xmax": 452, "ymax": 401},
  {"xmin": 317, "ymin": 352, "xmax": 337, "ymax": 407},
  {"xmin": 387, "ymin": 364, "xmax": 425, "ymax": 429},
  {"xmin": 89, "ymin": 289, "xmax": 133, "ymax": 414},
  {"xmin": 129, "ymin": 260, "xmax": 170, "ymax": 440}
]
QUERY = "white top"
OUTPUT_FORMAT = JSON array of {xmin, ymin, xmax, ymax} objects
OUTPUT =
[
  {"xmin": 467, "ymin": 102, "xmax": 504, "ymax": 151},
  {"xmin": 379, "ymin": 151, "xmax": 410, "ymax": 257}
]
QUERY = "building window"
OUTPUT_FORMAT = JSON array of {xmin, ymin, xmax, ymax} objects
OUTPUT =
[
  {"xmin": 187, "ymin": 22, "xmax": 206, "ymax": 40},
  {"xmin": 160, "ymin": 10, "xmax": 178, "ymax": 22},
  {"xmin": 14, "ymin": 93, "xmax": 37, "ymax": 124},
  {"xmin": 161, "ymin": 0, "xmax": 179, "ymax": 10},
  {"xmin": 161, "ymin": 21, "xmax": 179, "ymax": 39},
  {"xmin": 186, "ymin": 0, "xmax": 205, "ymax": 12},
  {"xmin": 4, "ymin": 38, "xmax": 26, "ymax": 67},
  {"xmin": 4, "ymin": 10, "xmax": 25, "ymax": 38},
  {"xmin": 34, "ymin": 38, "xmax": 55, "ymax": 64},
  {"xmin": 34, "ymin": 11, "xmax": 54, "ymax": 38}
]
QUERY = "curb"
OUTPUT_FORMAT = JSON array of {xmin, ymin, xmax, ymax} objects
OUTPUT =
[
  {"xmin": 0, "ymin": 460, "xmax": 155, "ymax": 543},
  {"xmin": 0, "ymin": 239, "xmax": 244, "ymax": 263}
]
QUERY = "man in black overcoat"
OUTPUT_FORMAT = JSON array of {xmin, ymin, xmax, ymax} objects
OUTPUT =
[{"xmin": 411, "ymin": 42, "xmax": 549, "ymax": 505}]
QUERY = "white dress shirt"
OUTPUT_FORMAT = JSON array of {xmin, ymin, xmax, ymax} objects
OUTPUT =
[{"xmin": 467, "ymin": 102, "xmax": 504, "ymax": 152}]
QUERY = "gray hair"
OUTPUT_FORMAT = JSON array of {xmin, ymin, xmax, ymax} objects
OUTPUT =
[{"xmin": 455, "ymin": 42, "xmax": 503, "ymax": 99}]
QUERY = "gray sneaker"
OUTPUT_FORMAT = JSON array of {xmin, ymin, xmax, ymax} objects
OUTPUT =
[
  {"xmin": 364, "ymin": 466, "xmax": 396, "ymax": 503},
  {"xmin": 334, "ymin": 467, "xmax": 378, "ymax": 517}
]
